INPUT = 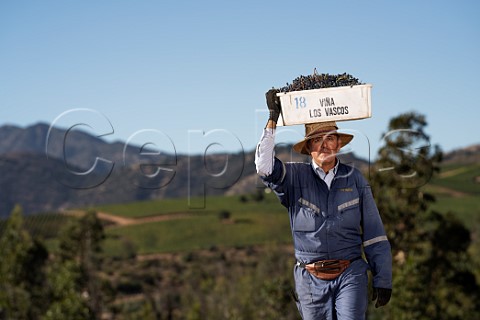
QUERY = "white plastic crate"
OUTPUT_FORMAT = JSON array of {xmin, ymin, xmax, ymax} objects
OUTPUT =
[{"xmin": 276, "ymin": 84, "xmax": 372, "ymax": 126}]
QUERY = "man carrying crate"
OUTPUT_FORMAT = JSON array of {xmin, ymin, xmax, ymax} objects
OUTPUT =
[{"xmin": 255, "ymin": 88, "xmax": 392, "ymax": 320}]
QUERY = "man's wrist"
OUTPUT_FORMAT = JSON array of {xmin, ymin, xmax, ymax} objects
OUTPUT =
[{"xmin": 266, "ymin": 119, "xmax": 277, "ymax": 129}]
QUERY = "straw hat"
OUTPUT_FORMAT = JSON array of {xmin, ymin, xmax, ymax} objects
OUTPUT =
[{"xmin": 293, "ymin": 121, "xmax": 354, "ymax": 155}]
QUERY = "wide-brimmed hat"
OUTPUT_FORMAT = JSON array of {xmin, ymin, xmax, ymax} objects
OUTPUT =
[{"xmin": 293, "ymin": 121, "xmax": 354, "ymax": 155}]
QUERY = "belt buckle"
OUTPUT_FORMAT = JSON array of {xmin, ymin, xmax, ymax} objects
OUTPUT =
[{"xmin": 315, "ymin": 259, "xmax": 340, "ymax": 270}]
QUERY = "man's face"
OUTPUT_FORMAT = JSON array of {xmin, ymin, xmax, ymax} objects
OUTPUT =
[{"xmin": 308, "ymin": 134, "xmax": 342, "ymax": 167}]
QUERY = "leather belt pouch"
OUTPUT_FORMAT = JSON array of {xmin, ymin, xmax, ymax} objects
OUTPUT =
[{"xmin": 304, "ymin": 259, "xmax": 350, "ymax": 280}]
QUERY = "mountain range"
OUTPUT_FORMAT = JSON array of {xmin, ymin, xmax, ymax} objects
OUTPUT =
[{"xmin": 0, "ymin": 123, "xmax": 477, "ymax": 217}]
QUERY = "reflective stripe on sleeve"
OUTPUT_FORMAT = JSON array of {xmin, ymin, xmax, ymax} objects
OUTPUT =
[{"xmin": 363, "ymin": 235, "xmax": 388, "ymax": 247}]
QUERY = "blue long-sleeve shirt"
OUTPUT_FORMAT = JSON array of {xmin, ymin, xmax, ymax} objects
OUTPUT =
[{"xmin": 260, "ymin": 157, "xmax": 393, "ymax": 289}]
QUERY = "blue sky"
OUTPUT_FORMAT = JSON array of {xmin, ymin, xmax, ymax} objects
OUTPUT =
[{"xmin": 1, "ymin": 0, "xmax": 479, "ymax": 160}]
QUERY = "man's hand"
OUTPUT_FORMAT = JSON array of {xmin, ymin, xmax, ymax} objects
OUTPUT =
[
  {"xmin": 372, "ymin": 287, "xmax": 392, "ymax": 308},
  {"xmin": 265, "ymin": 89, "xmax": 281, "ymax": 123}
]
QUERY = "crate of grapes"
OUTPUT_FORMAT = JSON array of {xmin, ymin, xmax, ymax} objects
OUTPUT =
[{"xmin": 274, "ymin": 72, "xmax": 372, "ymax": 126}]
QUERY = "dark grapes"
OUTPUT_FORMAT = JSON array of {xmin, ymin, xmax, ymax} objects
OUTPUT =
[{"xmin": 278, "ymin": 71, "xmax": 362, "ymax": 92}]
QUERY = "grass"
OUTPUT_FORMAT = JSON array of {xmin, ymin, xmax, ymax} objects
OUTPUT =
[
  {"xmin": 428, "ymin": 193, "xmax": 480, "ymax": 225},
  {"xmin": 424, "ymin": 162, "xmax": 480, "ymax": 227},
  {"xmin": 93, "ymin": 192, "xmax": 293, "ymax": 256},
  {"xmin": 430, "ymin": 162, "xmax": 480, "ymax": 195},
  {"xmin": 93, "ymin": 193, "xmax": 283, "ymax": 218},
  {"xmin": 103, "ymin": 208, "xmax": 292, "ymax": 256}
]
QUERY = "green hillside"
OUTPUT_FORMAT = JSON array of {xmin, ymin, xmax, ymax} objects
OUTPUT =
[
  {"xmin": 104, "ymin": 209, "xmax": 292, "ymax": 256},
  {"xmin": 430, "ymin": 162, "xmax": 480, "ymax": 195},
  {"xmin": 425, "ymin": 162, "xmax": 480, "ymax": 226},
  {"xmin": 77, "ymin": 161, "xmax": 480, "ymax": 257},
  {"xmin": 96, "ymin": 159, "xmax": 480, "ymax": 257},
  {"xmin": 97, "ymin": 192, "xmax": 293, "ymax": 257},
  {"xmin": 94, "ymin": 193, "xmax": 284, "ymax": 218},
  {"xmin": 13, "ymin": 161, "xmax": 479, "ymax": 258},
  {"xmin": 424, "ymin": 161, "xmax": 480, "ymax": 281}
]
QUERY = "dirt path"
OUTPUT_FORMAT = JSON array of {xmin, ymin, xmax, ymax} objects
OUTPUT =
[
  {"xmin": 427, "ymin": 185, "xmax": 469, "ymax": 198},
  {"xmin": 99, "ymin": 211, "xmax": 192, "ymax": 227},
  {"xmin": 62, "ymin": 210, "xmax": 192, "ymax": 227},
  {"xmin": 439, "ymin": 167, "xmax": 470, "ymax": 178}
]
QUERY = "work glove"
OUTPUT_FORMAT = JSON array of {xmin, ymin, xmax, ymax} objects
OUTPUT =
[
  {"xmin": 372, "ymin": 287, "xmax": 392, "ymax": 308},
  {"xmin": 265, "ymin": 89, "xmax": 281, "ymax": 123}
]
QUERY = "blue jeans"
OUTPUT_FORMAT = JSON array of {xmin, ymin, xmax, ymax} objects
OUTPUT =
[{"xmin": 293, "ymin": 259, "xmax": 369, "ymax": 320}]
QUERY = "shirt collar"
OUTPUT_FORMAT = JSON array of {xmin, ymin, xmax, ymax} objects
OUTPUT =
[{"xmin": 311, "ymin": 158, "xmax": 339, "ymax": 176}]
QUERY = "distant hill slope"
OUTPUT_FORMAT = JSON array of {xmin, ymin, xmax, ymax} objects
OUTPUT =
[
  {"xmin": 4, "ymin": 124, "xmax": 476, "ymax": 217},
  {"xmin": 0, "ymin": 122, "xmax": 156, "ymax": 170},
  {"xmin": 442, "ymin": 144, "xmax": 480, "ymax": 165}
]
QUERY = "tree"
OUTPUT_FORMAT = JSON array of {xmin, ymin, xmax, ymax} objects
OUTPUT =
[
  {"xmin": 45, "ymin": 209, "xmax": 111, "ymax": 319},
  {"xmin": 0, "ymin": 205, "xmax": 49, "ymax": 320},
  {"xmin": 370, "ymin": 112, "xmax": 480, "ymax": 319},
  {"xmin": 41, "ymin": 260, "xmax": 93, "ymax": 320},
  {"xmin": 0, "ymin": 205, "xmax": 32, "ymax": 319},
  {"xmin": 372, "ymin": 112, "xmax": 442, "ymax": 253}
]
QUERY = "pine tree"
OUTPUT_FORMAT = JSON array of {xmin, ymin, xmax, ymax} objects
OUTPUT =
[
  {"xmin": 369, "ymin": 112, "xmax": 480, "ymax": 319},
  {"xmin": 0, "ymin": 205, "xmax": 32, "ymax": 319},
  {"xmin": 373, "ymin": 112, "xmax": 442, "ymax": 253},
  {"xmin": 0, "ymin": 205, "xmax": 50, "ymax": 320},
  {"xmin": 44, "ymin": 209, "xmax": 110, "ymax": 320}
]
